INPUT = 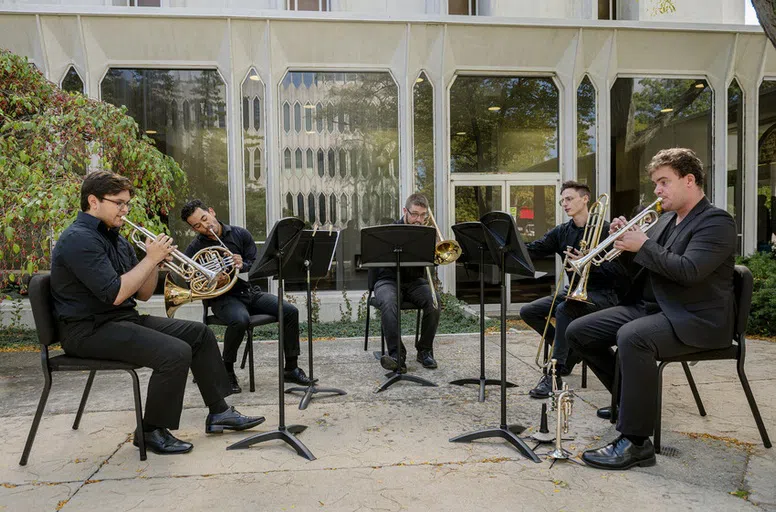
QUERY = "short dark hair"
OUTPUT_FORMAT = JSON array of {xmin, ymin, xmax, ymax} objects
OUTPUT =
[
  {"xmin": 180, "ymin": 199, "xmax": 209, "ymax": 223},
  {"xmin": 647, "ymin": 147, "xmax": 704, "ymax": 187},
  {"xmin": 405, "ymin": 193, "xmax": 429, "ymax": 211},
  {"xmin": 560, "ymin": 180, "xmax": 591, "ymax": 200},
  {"xmin": 80, "ymin": 171, "xmax": 133, "ymax": 212}
]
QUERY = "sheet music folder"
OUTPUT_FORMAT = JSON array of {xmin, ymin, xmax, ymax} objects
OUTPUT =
[{"xmin": 359, "ymin": 224, "xmax": 436, "ymax": 268}]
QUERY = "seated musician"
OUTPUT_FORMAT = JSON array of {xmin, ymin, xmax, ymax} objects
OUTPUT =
[
  {"xmin": 520, "ymin": 181, "xmax": 623, "ymax": 399},
  {"xmin": 373, "ymin": 193, "xmax": 441, "ymax": 373},
  {"xmin": 181, "ymin": 199, "xmax": 314, "ymax": 394},
  {"xmin": 50, "ymin": 172, "xmax": 264, "ymax": 456},
  {"xmin": 566, "ymin": 148, "xmax": 737, "ymax": 470}
]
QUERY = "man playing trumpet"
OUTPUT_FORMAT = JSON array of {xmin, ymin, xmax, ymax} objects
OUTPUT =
[
  {"xmin": 373, "ymin": 193, "xmax": 441, "ymax": 373},
  {"xmin": 181, "ymin": 199, "xmax": 315, "ymax": 394},
  {"xmin": 520, "ymin": 181, "xmax": 624, "ymax": 399},
  {"xmin": 50, "ymin": 172, "xmax": 264, "ymax": 456},
  {"xmin": 567, "ymin": 148, "xmax": 737, "ymax": 470}
]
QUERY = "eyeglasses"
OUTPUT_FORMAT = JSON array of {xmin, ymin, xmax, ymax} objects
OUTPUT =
[
  {"xmin": 406, "ymin": 210, "xmax": 429, "ymax": 220},
  {"xmin": 101, "ymin": 197, "xmax": 132, "ymax": 211},
  {"xmin": 558, "ymin": 197, "xmax": 577, "ymax": 206}
]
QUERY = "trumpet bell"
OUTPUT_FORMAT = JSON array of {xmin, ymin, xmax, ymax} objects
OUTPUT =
[{"xmin": 435, "ymin": 240, "xmax": 462, "ymax": 265}]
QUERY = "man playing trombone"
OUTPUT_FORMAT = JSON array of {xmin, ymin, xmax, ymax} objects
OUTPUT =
[
  {"xmin": 50, "ymin": 172, "xmax": 264, "ymax": 456},
  {"xmin": 520, "ymin": 181, "xmax": 623, "ymax": 399},
  {"xmin": 373, "ymin": 193, "xmax": 441, "ymax": 373},
  {"xmin": 566, "ymin": 148, "xmax": 737, "ymax": 470},
  {"xmin": 181, "ymin": 199, "xmax": 315, "ymax": 393}
]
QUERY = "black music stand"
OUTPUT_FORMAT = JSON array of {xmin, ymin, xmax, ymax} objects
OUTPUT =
[
  {"xmin": 360, "ymin": 224, "xmax": 438, "ymax": 393},
  {"xmin": 284, "ymin": 229, "xmax": 347, "ymax": 410},
  {"xmin": 449, "ymin": 222, "xmax": 517, "ymax": 402},
  {"xmin": 227, "ymin": 217, "xmax": 315, "ymax": 461},
  {"xmin": 450, "ymin": 211, "xmax": 541, "ymax": 463}
]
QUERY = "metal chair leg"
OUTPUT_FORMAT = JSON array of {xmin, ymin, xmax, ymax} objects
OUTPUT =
[
  {"xmin": 654, "ymin": 361, "xmax": 669, "ymax": 454},
  {"xmin": 240, "ymin": 335, "xmax": 250, "ymax": 370},
  {"xmin": 364, "ymin": 302, "xmax": 371, "ymax": 351},
  {"xmin": 73, "ymin": 370, "xmax": 96, "ymax": 430},
  {"xmin": 681, "ymin": 362, "xmax": 706, "ymax": 416},
  {"xmin": 248, "ymin": 327, "xmax": 256, "ymax": 393},
  {"xmin": 610, "ymin": 357, "xmax": 620, "ymax": 424},
  {"xmin": 737, "ymin": 358, "xmax": 772, "ymax": 448},
  {"xmin": 581, "ymin": 361, "xmax": 588, "ymax": 389},
  {"xmin": 127, "ymin": 370, "xmax": 147, "ymax": 461},
  {"xmin": 19, "ymin": 372, "xmax": 52, "ymax": 466}
]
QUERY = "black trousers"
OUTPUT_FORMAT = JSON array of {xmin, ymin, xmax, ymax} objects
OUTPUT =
[
  {"xmin": 210, "ymin": 290, "xmax": 300, "ymax": 365},
  {"xmin": 61, "ymin": 315, "xmax": 232, "ymax": 430},
  {"xmin": 373, "ymin": 277, "xmax": 440, "ymax": 360},
  {"xmin": 566, "ymin": 302, "xmax": 708, "ymax": 437},
  {"xmin": 519, "ymin": 287, "xmax": 618, "ymax": 368}
]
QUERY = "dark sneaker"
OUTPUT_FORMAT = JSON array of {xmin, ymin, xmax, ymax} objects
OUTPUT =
[
  {"xmin": 528, "ymin": 374, "xmax": 561, "ymax": 399},
  {"xmin": 380, "ymin": 355, "xmax": 407, "ymax": 374},
  {"xmin": 416, "ymin": 351, "xmax": 438, "ymax": 369}
]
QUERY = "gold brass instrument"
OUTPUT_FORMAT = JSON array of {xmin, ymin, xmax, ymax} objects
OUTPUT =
[
  {"xmin": 424, "ymin": 207, "xmax": 462, "ymax": 309},
  {"xmin": 121, "ymin": 217, "xmax": 239, "ymax": 318},
  {"xmin": 569, "ymin": 197, "xmax": 663, "ymax": 275},
  {"xmin": 548, "ymin": 359, "xmax": 574, "ymax": 461},
  {"xmin": 534, "ymin": 194, "xmax": 609, "ymax": 370}
]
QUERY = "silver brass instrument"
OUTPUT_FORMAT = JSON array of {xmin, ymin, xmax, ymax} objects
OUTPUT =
[
  {"xmin": 569, "ymin": 197, "xmax": 663, "ymax": 275},
  {"xmin": 424, "ymin": 208, "xmax": 462, "ymax": 309},
  {"xmin": 534, "ymin": 194, "xmax": 609, "ymax": 370},
  {"xmin": 548, "ymin": 359, "xmax": 575, "ymax": 461},
  {"xmin": 121, "ymin": 217, "xmax": 238, "ymax": 317}
]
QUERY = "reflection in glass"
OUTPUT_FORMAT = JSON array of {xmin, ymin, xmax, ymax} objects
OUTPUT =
[
  {"xmin": 413, "ymin": 72, "xmax": 434, "ymax": 209},
  {"xmin": 242, "ymin": 74, "xmax": 267, "ymax": 238},
  {"xmin": 610, "ymin": 77, "xmax": 713, "ymax": 218},
  {"xmin": 61, "ymin": 66, "xmax": 84, "ymax": 94},
  {"xmin": 450, "ymin": 76, "xmax": 559, "ymax": 174},
  {"xmin": 757, "ymin": 81, "xmax": 776, "ymax": 251},
  {"xmin": 454, "ymin": 185, "xmax": 502, "ymax": 304},
  {"xmin": 279, "ymin": 71, "xmax": 399, "ymax": 291},
  {"xmin": 577, "ymin": 76, "xmax": 596, "ymax": 196},
  {"xmin": 728, "ymin": 80, "xmax": 744, "ymax": 255},
  {"xmin": 101, "ymin": 68, "xmax": 229, "ymax": 247},
  {"xmin": 509, "ymin": 185, "xmax": 556, "ymax": 303}
]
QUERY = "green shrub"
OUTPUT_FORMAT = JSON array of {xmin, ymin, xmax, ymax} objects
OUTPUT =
[{"xmin": 737, "ymin": 250, "xmax": 776, "ymax": 337}]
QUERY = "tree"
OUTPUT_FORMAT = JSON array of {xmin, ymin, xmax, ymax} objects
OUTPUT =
[
  {"xmin": 751, "ymin": 0, "xmax": 776, "ymax": 49},
  {"xmin": 0, "ymin": 49, "xmax": 187, "ymax": 293}
]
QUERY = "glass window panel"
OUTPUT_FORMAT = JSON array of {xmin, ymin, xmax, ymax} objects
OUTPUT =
[
  {"xmin": 306, "ymin": 148, "xmax": 314, "ymax": 170},
  {"xmin": 450, "ymin": 76, "xmax": 559, "ymax": 174},
  {"xmin": 292, "ymin": 0, "xmax": 328, "ymax": 11},
  {"xmin": 285, "ymin": 192, "xmax": 294, "ymax": 216},
  {"xmin": 283, "ymin": 102, "xmax": 291, "ymax": 132},
  {"xmin": 297, "ymin": 193, "xmax": 305, "ymax": 219},
  {"xmin": 305, "ymin": 103, "xmax": 313, "ymax": 132},
  {"xmin": 242, "ymin": 97, "xmax": 250, "ymax": 131},
  {"xmin": 577, "ymin": 76, "xmax": 597, "ymax": 197},
  {"xmin": 509, "ymin": 185, "xmax": 556, "ymax": 303},
  {"xmin": 253, "ymin": 97, "xmax": 261, "ymax": 130},
  {"xmin": 610, "ymin": 77, "xmax": 712, "ymax": 218},
  {"xmin": 280, "ymin": 71, "xmax": 399, "ymax": 291},
  {"xmin": 294, "ymin": 102, "xmax": 302, "ymax": 133},
  {"xmin": 454, "ymin": 185, "xmax": 501, "ymax": 303},
  {"xmin": 295, "ymin": 148, "xmax": 303, "ymax": 170},
  {"xmin": 413, "ymin": 71, "xmax": 435, "ymax": 210},
  {"xmin": 101, "ymin": 68, "xmax": 228, "ymax": 247},
  {"xmin": 61, "ymin": 66, "xmax": 84, "ymax": 94},
  {"xmin": 449, "ymin": 0, "xmax": 475, "ymax": 15},
  {"xmin": 284, "ymin": 148, "xmax": 292, "ymax": 170},
  {"xmin": 728, "ymin": 80, "xmax": 744, "ymax": 255},
  {"xmin": 758, "ymin": 80, "xmax": 776, "ymax": 252}
]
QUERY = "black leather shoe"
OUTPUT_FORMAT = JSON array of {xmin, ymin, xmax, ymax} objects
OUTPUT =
[
  {"xmin": 133, "ymin": 428, "xmax": 193, "ymax": 455},
  {"xmin": 582, "ymin": 436, "xmax": 656, "ymax": 470},
  {"xmin": 380, "ymin": 355, "xmax": 407, "ymax": 374},
  {"xmin": 416, "ymin": 351, "xmax": 438, "ymax": 369},
  {"xmin": 284, "ymin": 367, "xmax": 317, "ymax": 386},
  {"xmin": 529, "ymin": 374, "xmax": 561, "ymax": 399},
  {"xmin": 227, "ymin": 372, "xmax": 242, "ymax": 394},
  {"xmin": 597, "ymin": 406, "xmax": 612, "ymax": 420},
  {"xmin": 205, "ymin": 406, "xmax": 265, "ymax": 434}
]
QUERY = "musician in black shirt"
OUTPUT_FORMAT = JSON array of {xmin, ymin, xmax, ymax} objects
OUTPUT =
[
  {"xmin": 51, "ymin": 172, "xmax": 264, "ymax": 456},
  {"xmin": 181, "ymin": 199, "xmax": 314, "ymax": 394},
  {"xmin": 520, "ymin": 181, "xmax": 623, "ymax": 399}
]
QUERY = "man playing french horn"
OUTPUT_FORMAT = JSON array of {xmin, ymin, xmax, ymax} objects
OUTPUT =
[
  {"xmin": 373, "ymin": 193, "xmax": 442, "ymax": 373},
  {"xmin": 520, "ymin": 181, "xmax": 625, "ymax": 399},
  {"xmin": 50, "ymin": 172, "xmax": 265, "ymax": 456},
  {"xmin": 567, "ymin": 148, "xmax": 737, "ymax": 470}
]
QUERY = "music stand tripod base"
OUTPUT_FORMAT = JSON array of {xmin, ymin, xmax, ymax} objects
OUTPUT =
[
  {"xmin": 449, "ymin": 377, "xmax": 516, "ymax": 403},
  {"xmin": 450, "ymin": 426, "xmax": 541, "ymax": 463},
  {"xmin": 286, "ymin": 384, "xmax": 347, "ymax": 411},
  {"xmin": 227, "ymin": 424, "xmax": 315, "ymax": 461},
  {"xmin": 375, "ymin": 371, "xmax": 438, "ymax": 393}
]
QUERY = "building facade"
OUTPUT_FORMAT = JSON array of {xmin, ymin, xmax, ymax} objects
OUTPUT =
[{"xmin": 1, "ymin": 0, "xmax": 773, "ymax": 309}]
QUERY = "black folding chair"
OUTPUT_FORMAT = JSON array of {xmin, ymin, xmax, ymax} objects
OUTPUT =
[
  {"xmin": 363, "ymin": 269, "xmax": 421, "ymax": 358},
  {"xmin": 20, "ymin": 274, "xmax": 146, "ymax": 465},
  {"xmin": 203, "ymin": 303, "xmax": 276, "ymax": 393},
  {"xmin": 611, "ymin": 265, "xmax": 771, "ymax": 454}
]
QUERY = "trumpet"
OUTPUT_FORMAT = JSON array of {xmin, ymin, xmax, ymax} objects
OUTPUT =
[
  {"xmin": 424, "ymin": 207, "xmax": 462, "ymax": 310},
  {"xmin": 569, "ymin": 197, "xmax": 663, "ymax": 275},
  {"xmin": 548, "ymin": 359, "xmax": 574, "ymax": 461},
  {"xmin": 121, "ymin": 217, "xmax": 238, "ymax": 317}
]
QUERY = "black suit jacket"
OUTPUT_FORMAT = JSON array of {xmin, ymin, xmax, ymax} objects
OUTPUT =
[{"xmin": 628, "ymin": 197, "xmax": 736, "ymax": 349}]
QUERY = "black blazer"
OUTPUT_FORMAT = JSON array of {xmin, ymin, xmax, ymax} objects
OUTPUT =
[{"xmin": 629, "ymin": 197, "xmax": 737, "ymax": 349}]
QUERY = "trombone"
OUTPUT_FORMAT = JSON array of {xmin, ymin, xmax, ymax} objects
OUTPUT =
[
  {"xmin": 534, "ymin": 193, "xmax": 609, "ymax": 370},
  {"xmin": 424, "ymin": 208, "xmax": 462, "ymax": 309}
]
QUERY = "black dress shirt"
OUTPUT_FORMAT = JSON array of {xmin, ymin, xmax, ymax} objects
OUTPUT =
[
  {"xmin": 51, "ymin": 211, "xmax": 140, "ymax": 326},
  {"xmin": 183, "ymin": 222, "xmax": 258, "ymax": 300}
]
